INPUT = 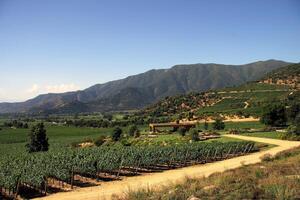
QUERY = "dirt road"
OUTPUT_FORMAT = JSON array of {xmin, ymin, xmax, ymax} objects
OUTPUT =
[{"xmin": 36, "ymin": 135, "xmax": 300, "ymax": 200}]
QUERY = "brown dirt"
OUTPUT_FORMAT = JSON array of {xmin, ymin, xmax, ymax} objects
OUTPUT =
[{"xmin": 35, "ymin": 135, "xmax": 300, "ymax": 200}]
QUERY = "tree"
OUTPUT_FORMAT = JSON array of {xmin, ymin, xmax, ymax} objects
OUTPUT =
[
  {"xmin": 134, "ymin": 129, "xmax": 141, "ymax": 138},
  {"xmin": 187, "ymin": 112, "xmax": 193, "ymax": 121},
  {"xmin": 189, "ymin": 128, "xmax": 199, "ymax": 141},
  {"xmin": 204, "ymin": 121, "xmax": 209, "ymax": 130},
  {"xmin": 261, "ymin": 104, "xmax": 287, "ymax": 127},
  {"xmin": 178, "ymin": 127, "xmax": 187, "ymax": 136},
  {"xmin": 111, "ymin": 127, "xmax": 122, "ymax": 141},
  {"xmin": 128, "ymin": 125, "xmax": 138, "ymax": 137},
  {"xmin": 103, "ymin": 113, "xmax": 113, "ymax": 121},
  {"xmin": 287, "ymin": 103, "xmax": 300, "ymax": 123},
  {"xmin": 26, "ymin": 123, "xmax": 49, "ymax": 153},
  {"xmin": 212, "ymin": 118, "xmax": 225, "ymax": 130},
  {"xmin": 23, "ymin": 123, "xmax": 29, "ymax": 129},
  {"xmin": 281, "ymin": 116, "xmax": 300, "ymax": 140}
]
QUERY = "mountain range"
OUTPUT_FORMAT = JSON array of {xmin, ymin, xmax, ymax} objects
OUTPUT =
[{"xmin": 0, "ymin": 59, "xmax": 292, "ymax": 114}]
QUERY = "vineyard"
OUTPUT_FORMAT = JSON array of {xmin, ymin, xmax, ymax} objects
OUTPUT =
[{"xmin": 0, "ymin": 141, "xmax": 257, "ymax": 199}]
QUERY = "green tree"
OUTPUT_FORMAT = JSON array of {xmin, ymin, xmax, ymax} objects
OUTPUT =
[
  {"xmin": 204, "ymin": 121, "xmax": 209, "ymax": 130},
  {"xmin": 111, "ymin": 127, "xmax": 122, "ymax": 141},
  {"xmin": 128, "ymin": 125, "xmax": 138, "ymax": 137},
  {"xmin": 287, "ymin": 103, "xmax": 300, "ymax": 123},
  {"xmin": 104, "ymin": 113, "xmax": 113, "ymax": 121},
  {"xmin": 281, "ymin": 118, "xmax": 300, "ymax": 140},
  {"xmin": 212, "ymin": 118, "xmax": 225, "ymax": 130},
  {"xmin": 134, "ymin": 129, "xmax": 141, "ymax": 138},
  {"xmin": 261, "ymin": 104, "xmax": 287, "ymax": 127},
  {"xmin": 178, "ymin": 127, "xmax": 187, "ymax": 136},
  {"xmin": 26, "ymin": 123, "xmax": 49, "ymax": 153},
  {"xmin": 189, "ymin": 128, "xmax": 199, "ymax": 141}
]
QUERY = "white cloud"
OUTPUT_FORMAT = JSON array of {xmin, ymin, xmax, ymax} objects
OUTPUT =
[
  {"xmin": 45, "ymin": 83, "xmax": 80, "ymax": 93},
  {"xmin": 0, "ymin": 83, "xmax": 82, "ymax": 102},
  {"xmin": 26, "ymin": 84, "xmax": 40, "ymax": 93},
  {"xmin": 25, "ymin": 83, "xmax": 81, "ymax": 95}
]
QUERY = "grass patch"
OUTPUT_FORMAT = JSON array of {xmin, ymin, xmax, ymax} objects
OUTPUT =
[{"xmin": 241, "ymin": 131, "xmax": 282, "ymax": 139}]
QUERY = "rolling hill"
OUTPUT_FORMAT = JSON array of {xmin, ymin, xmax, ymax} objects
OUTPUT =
[
  {"xmin": 0, "ymin": 59, "xmax": 292, "ymax": 114},
  {"xmin": 139, "ymin": 63, "xmax": 300, "ymax": 119}
]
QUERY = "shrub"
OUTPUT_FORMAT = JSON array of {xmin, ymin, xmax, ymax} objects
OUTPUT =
[
  {"xmin": 134, "ymin": 129, "xmax": 141, "ymax": 138},
  {"xmin": 94, "ymin": 136, "xmax": 106, "ymax": 146},
  {"xmin": 82, "ymin": 138, "xmax": 93, "ymax": 143},
  {"xmin": 128, "ymin": 125, "xmax": 138, "ymax": 137},
  {"xmin": 120, "ymin": 138, "xmax": 132, "ymax": 146},
  {"xmin": 280, "ymin": 125, "xmax": 300, "ymax": 141},
  {"xmin": 189, "ymin": 128, "xmax": 199, "ymax": 141},
  {"xmin": 260, "ymin": 153, "xmax": 274, "ymax": 162},
  {"xmin": 203, "ymin": 121, "xmax": 209, "ymax": 130},
  {"xmin": 212, "ymin": 118, "xmax": 225, "ymax": 130},
  {"xmin": 229, "ymin": 129, "xmax": 240, "ymax": 135},
  {"xmin": 178, "ymin": 127, "xmax": 187, "ymax": 136},
  {"xmin": 70, "ymin": 142, "xmax": 79, "ymax": 148},
  {"xmin": 111, "ymin": 127, "xmax": 123, "ymax": 141},
  {"xmin": 287, "ymin": 103, "xmax": 300, "ymax": 123}
]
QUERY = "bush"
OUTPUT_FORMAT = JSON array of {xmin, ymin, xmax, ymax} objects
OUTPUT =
[
  {"xmin": 120, "ymin": 138, "xmax": 132, "ymax": 146},
  {"xmin": 178, "ymin": 127, "xmax": 187, "ymax": 136},
  {"xmin": 94, "ymin": 136, "xmax": 106, "ymax": 146},
  {"xmin": 111, "ymin": 127, "xmax": 123, "ymax": 141},
  {"xmin": 189, "ymin": 128, "xmax": 199, "ymax": 141},
  {"xmin": 212, "ymin": 118, "xmax": 225, "ymax": 130},
  {"xmin": 260, "ymin": 153, "xmax": 274, "ymax": 162},
  {"xmin": 260, "ymin": 104, "xmax": 287, "ymax": 127},
  {"xmin": 128, "ymin": 125, "xmax": 138, "ymax": 137},
  {"xmin": 287, "ymin": 103, "xmax": 300, "ymax": 123},
  {"xmin": 134, "ymin": 129, "xmax": 141, "ymax": 138},
  {"xmin": 280, "ymin": 125, "xmax": 300, "ymax": 141},
  {"xmin": 229, "ymin": 129, "xmax": 240, "ymax": 135},
  {"xmin": 203, "ymin": 121, "xmax": 209, "ymax": 130}
]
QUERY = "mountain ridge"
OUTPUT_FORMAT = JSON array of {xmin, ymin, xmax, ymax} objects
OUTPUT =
[{"xmin": 0, "ymin": 59, "xmax": 292, "ymax": 114}]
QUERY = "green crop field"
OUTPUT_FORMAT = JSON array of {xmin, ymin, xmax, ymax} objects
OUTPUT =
[
  {"xmin": 219, "ymin": 82, "xmax": 291, "ymax": 92},
  {"xmin": 240, "ymin": 131, "xmax": 282, "ymax": 139},
  {"xmin": 0, "ymin": 124, "xmax": 114, "ymax": 156},
  {"xmin": 196, "ymin": 121, "xmax": 265, "ymax": 130}
]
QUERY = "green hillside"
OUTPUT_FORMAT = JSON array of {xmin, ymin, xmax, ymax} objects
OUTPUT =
[{"xmin": 139, "ymin": 64, "xmax": 300, "ymax": 119}]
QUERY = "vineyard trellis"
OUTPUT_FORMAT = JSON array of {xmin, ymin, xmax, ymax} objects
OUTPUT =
[{"xmin": 0, "ymin": 141, "xmax": 257, "ymax": 199}]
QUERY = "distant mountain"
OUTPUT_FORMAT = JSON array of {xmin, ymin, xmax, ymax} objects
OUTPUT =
[{"xmin": 0, "ymin": 60, "xmax": 292, "ymax": 114}]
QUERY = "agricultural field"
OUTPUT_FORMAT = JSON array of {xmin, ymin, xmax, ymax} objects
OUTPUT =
[
  {"xmin": 0, "ymin": 117, "xmax": 270, "ymax": 199},
  {"xmin": 0, "ymin": 139, "xmax": 257, "ymax": 199},
  {"xmin": 240, "ymin": 131, "xmax": 282, "ymax": 140},
  {"xmin": 197, "ymin": 89, "xmax": 292, "ymax": 117}
]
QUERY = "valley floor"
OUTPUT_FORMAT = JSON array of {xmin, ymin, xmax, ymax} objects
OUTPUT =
[{"xmin": 35, "ymin": 135, "xmax": 300, "ymax": 200}]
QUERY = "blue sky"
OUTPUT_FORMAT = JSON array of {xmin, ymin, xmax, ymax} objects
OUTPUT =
[{"xmin": 0, "ymin": 0, "xmax": 299, "ymax": 102}]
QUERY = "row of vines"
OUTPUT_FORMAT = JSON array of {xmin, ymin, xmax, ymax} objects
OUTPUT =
[{"xmin": 0, "ymin": 141, "xmax": 257, "ymax": 198}]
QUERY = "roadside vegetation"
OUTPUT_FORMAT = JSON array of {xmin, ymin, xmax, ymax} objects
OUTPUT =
[{"xmin": 116, "ymin": 147, "xmax": 300, "ymax": 200}]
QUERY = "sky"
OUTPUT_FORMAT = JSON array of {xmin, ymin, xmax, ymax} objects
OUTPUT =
[{"xmin": 0, "ymin": 0, "xmax": 299, "ymax": 102}]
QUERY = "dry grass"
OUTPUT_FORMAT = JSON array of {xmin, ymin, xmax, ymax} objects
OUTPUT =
[{"xmin": 115, "ymin": 147, "xmax": 300, "ymax": 200}]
